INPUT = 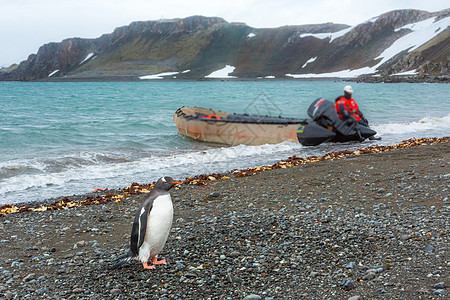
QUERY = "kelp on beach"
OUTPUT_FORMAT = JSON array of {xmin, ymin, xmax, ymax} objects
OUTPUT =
[{"xmin": 1, "ymin": 136, "xmax": 448, "ymax": 216}]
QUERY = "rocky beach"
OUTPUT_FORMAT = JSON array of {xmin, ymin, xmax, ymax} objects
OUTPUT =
[{"xmin": 0, "ymin": 138, "xmax": 448, "ymax": 299}]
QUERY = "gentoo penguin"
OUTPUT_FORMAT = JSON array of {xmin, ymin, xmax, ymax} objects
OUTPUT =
[{"xmin": 112, "ymin": 176, "xmax": 180, "ymax": 270}]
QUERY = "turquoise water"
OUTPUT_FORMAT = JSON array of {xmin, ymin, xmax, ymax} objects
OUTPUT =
[{"xmin": 1, "ymin": 81, "xmax": 449, "ymax": 204}]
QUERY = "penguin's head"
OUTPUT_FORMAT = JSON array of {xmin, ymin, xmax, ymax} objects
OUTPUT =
[{"xmin": 155, "ymin": 176, "xmax": 180, "ymax": 191}]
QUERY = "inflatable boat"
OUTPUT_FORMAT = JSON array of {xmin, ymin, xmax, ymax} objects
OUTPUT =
[{"xmin": 173, "ymin": 98, "xmax": 378, "ymax": 146}]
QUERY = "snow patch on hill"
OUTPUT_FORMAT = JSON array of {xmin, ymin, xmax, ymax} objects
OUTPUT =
[
  {"xmin": 302, "ymin": 57, "xmax": 317, "ymax": 68},
  {"xmin": 376, "ymin": 16, "xmax": 449, "ymax": 65},
  {"xmin": 288, "ymin": 16, "xmax": 449, "ymax": 78},
  {"xmin": 205, "ymin": 65, "xmax": 237, "ymax": 78},
  {"xmin": 48, "ymin": 70, "xmax": 59, "ymax": 77},
  {"xmin": 80, "ymin": 53, "xmax": 95, "ymax": 65},
  {"xmin": 392, "ymin": 70, "xmax": 417, "ymax": 76},
  {"xmin": 300, "ymin": 26, "xmax": 353, "ymax": 43},
  {"xmin": 140, "ymin": 71, "xmax": 179, "ymax": 80},
  {"xmin": 286, "ymin": 67, "xmax": 374, "ymax": 78}
]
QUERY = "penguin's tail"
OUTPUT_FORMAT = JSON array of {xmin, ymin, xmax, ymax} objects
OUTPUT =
[{"xmin": 111, "ymin": 252, "xmax": 133, "ymax": 269}]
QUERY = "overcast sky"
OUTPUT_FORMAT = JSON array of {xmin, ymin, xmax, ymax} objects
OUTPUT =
[{"xmin": 1, "ymin": 0, "xmax": 448, "ymax": 67}]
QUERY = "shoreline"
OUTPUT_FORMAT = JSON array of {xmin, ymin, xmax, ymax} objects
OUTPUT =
[
  {"xmin": 1, "ymin": 137, "xmax": 448, "ymax": 215},
  {"xmin": 0, "ymin": 74, "xmax": 447, "ymax": 83},
  {"xmin": 0, "ymin": 137, "xmax": 448, "ymax": 299}
]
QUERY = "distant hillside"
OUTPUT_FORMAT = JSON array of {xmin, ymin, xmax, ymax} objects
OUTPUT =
[{"xmin": 0, "ymin": 9, "xmax": 449, "ymax": 81}]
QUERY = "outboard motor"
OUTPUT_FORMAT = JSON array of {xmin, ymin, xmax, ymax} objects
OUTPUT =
[
  {"xmin": 309, "ymin": 98, "xmax": 378, "ymax": 138},
  {"xmin": 308, "ymin": 98, "xmax": 339, "ymax": 123}
]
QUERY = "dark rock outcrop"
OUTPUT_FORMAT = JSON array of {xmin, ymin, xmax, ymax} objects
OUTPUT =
[{"xmin": 0, "ymin": 10, "xmax": 448, "ymax": 81}]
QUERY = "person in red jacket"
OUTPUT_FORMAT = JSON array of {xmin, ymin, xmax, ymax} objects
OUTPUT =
[{"xmin": 335, "ymin": 85, "xmax": 369, "ymax": 126}]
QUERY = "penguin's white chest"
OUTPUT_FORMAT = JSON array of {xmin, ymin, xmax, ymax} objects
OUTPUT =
[{"xmin": 138, "ymin": 194, "xmax": 173, "ymax": 262}]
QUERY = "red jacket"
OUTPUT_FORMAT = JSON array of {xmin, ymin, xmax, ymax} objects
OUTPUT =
[{"xmin": 335, "ymin": 96, "xmax": 362, "ymax": 121}]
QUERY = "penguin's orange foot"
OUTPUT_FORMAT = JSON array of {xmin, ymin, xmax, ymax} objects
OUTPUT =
[
  {"xmin": 142, "ymin": 261, "xmax": 156, "ymax": 270},
  {"xmin": 152, "ymin": 256, "xmax": 167, "ymax": 265}
]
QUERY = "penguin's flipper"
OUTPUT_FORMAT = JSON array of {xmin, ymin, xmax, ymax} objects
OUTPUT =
[{"xmin": 130, "ymin": 204, "xmax": 152, "ymax": 254}]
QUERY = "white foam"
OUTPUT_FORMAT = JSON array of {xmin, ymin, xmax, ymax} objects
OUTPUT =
[
  {"xmin": 248, "ymin": 33, "xmax": 256, "ymax": 38},
  {"xmin": 139, "ymin": 72, "xmax": 179, "ymax": 80},
  {"xmin": 205, "ymin": 65, "xmax": 237, "ymax": 78},
  {"xmin": 372, "ymin": 114, "xmax": 450, "ymax": 135},
  {"xmin": 0, "ymin": 141, "xmax": 302, "ymax": 204},
  {"xmin": 264, "ymin": 75, "xmax": 275, "ymax": 79}
]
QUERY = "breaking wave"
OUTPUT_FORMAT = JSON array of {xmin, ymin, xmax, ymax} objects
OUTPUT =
[
  {"xmin": 373, "ymin": 113, "xmax": 450, "ymax": 135},
  {"xmin": 0, "ymin": 141, "xmax": 308, "ymax": 205}
]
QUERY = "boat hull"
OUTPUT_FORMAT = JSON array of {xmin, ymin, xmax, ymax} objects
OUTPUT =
[
  {"xmin": 174, "ymin": 105, "xmax": 377, "ymax": 146},
  {"xmin": 174, "ymin": 107, "xmax": 301, "ymax": 145}
]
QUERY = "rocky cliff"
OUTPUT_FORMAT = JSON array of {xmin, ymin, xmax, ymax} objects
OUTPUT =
[{"xmin": 0, "ymin": 10, "xmax": 448, "ymax": 81}]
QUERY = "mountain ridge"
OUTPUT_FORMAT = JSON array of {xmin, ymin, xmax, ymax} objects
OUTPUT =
[{"xmin": 1, "ymin": 10, "xmax": 448, "ymax": 81}]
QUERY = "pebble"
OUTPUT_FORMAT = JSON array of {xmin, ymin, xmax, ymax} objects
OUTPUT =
[
  {"xmin": 22, "ymin": 273, "xmax": 35, "ymax": 282},
  {"xmin": 362, "ymin": 273, "xmax": 376, "ymax": 281},
  {"xmin": 10, "ymin": 261, "xmax": 23, "ymax": 268},
  {"xmin": 340, "ymin": 278, "xmax": 355, "ymax": 290},
  {"xmin": 0, "ymin": 141, "xmax": 448, "ymax": 299},
  {"xmin": 209, "ymin": 192, "xmax": 220, "ymax": 198},
  {"xmin": 185, "ymin": 272, "xmax": 197, "ymax": 278},
  {"xmin": 424, "ymin": 245, "xmax": 435, "ymax": 252},
  {"xmin": 73, "ymin": 241, "xmax": 86, "ymax": 249},
  {"xmin": 344, "ymin": 262, "xmax": 356, "ymax": 269},
  {"xmin": 110, "ymin": 288, "xmax": 122, "ymax": 295},
  {"xmin": 433, "ymin": 282, "xmax": 445, "ymax": 289},
  {"xmin": 37, "ymin": 287, "xmax": 49, "ymax": 295},
  {"xmin": 433, "ymin": 289, "xmax": 445, "ymax": 296},
  {"xmin": 310, "ymin": 271, "xmax": 319, "ymax": 278},
  {"xmin": 399, "ymin": 234, "xmax": 410, "ymax": 241},
  {"xmin": 243, "ymin": 295, "xmax": 262, "ymax": 300}
]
